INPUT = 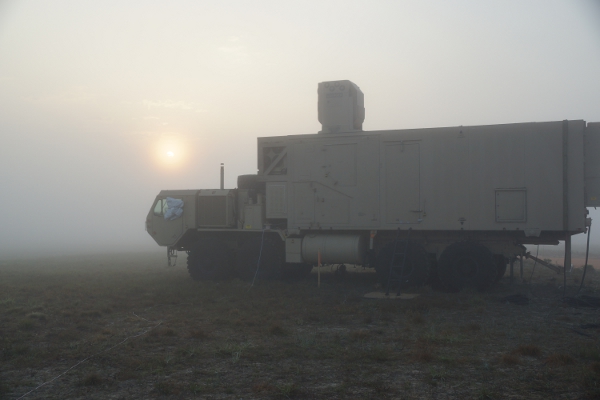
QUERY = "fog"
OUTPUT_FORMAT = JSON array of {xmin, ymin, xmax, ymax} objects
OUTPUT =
[{"xmin": 1, "ymin": 1, "xmax": 599, "ymax": 259}]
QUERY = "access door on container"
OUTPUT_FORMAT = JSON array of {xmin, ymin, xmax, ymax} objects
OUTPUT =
[{"xmin": 384, "ymin": 141, "xmax": 421, "ymax": 224}]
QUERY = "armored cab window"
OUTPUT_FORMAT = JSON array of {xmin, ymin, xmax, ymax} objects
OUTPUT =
[
  {"xmin": 263, "ymin": 146, "xmax": 287, "ymax": 175},
  {"xmin": 154, "ymin": 197, "xmax": 184, "ymax": 220},
  {"xmin": 153, "ymin": 199, "xmax": 168, "ymax": 216}
]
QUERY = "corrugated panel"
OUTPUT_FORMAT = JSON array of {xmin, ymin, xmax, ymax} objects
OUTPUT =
[{"xmin": 198, "ymin": 196, "xmax": 227, "ymax": 226}]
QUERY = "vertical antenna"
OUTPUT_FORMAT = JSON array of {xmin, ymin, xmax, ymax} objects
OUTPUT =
[{"xmin": 220, "ymin": 163, "xmax": 224, "ymax": 189}]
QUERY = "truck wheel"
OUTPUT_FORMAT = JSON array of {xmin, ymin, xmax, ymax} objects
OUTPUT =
[
  {"xmin": 236, "ymin": 235, "xmax": 285, "ymax": 281},
  {"xmin": 494, "ymin": 255, "xmax": 508, "ymax": 283},
  {"xmin": 375, "ymin": 241, "xmax": 430, "ymax": 289},
  {"xmin": 427, "ymin": 259, "xmax": 449, "ymax": 292},
  {"xmin": 437, "ymin": 242, "xmax": 496, "ymax": 292},
  {"xmin": 282, "ymin": 263, "xmax": 313, "ymax": 280},
  {"xmin": 187, "ymin": 238, "xmax": 234, "ymax": 281}
]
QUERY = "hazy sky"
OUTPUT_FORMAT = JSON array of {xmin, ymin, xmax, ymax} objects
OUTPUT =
[{"xmin": 1, "ymin": 0, "xmax": 599, "ymax": 257}]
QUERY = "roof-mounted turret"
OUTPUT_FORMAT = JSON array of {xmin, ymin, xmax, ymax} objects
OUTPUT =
[{"xmin": 318, "ymin": 80, "xmax": 364, "ymax": 134}]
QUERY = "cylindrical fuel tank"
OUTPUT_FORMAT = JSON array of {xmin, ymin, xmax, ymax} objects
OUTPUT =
[{"xmin": 301, "ymin": 234, "xmax": 366, "ymax": 264}]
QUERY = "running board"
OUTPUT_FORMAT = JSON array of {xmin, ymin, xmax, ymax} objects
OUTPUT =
[{"xmin": 524, "ymin": 253, "xmax": 563, "ymax": 273}]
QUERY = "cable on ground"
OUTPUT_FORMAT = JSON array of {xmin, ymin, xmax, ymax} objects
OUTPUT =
[
  {"xmin": 577, "ymin": 222, "xmax": 593, "ymax": 294},
  {"xmin": 249, "ymin": 228, "xmax": 266, "ymax": 289},
  {"xmin": 528, "ymin": 245, "xmax": 540, "ymax": 285},
  {"xmin": 15, "ymin": 315, "xmax": 163, "ymax": 400}
]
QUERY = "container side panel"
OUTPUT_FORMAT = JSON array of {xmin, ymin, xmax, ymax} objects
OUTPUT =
[
  {"xmin": 421, "ymin": 128, "xmax": 471, "ymax": 230},
  {"xmin": 384, "ymin": 142, "xmax": 420, "ymax": 224},
  {"xmin": 352, "ymin": 136, "xmax": 380, "ymax": 227},
  {"xmin": 495, "ymin": 189, "xmax": 527, "ymax": 222},
  {"xmin": 384, "ymin": 122, "xmax": 565, "ymax": 231},
  {"xmin": 585, "ymin": 122, "xmax": 600, "ymax": 207},
  {"xmin": 291, "ymin": 142, "xmax": 319, "ymax": 182},
  {"xmin": 567, "ymin": 120, "xmax": 586, "ymax": 231},
  {"xmin": 314, "ymin": 183, "xmax": 351, "ymax": 224},
  {"xmin": 264, "ymin": 120, "xmax": 583, "ymax": 233},
  {"xmin": 324, "ymin": 143, "xmax": 357, "ymax": 186},
  {"xmin": 287, "ymin": 135, "xmax": 380, "ymax": 229},
  {"xmin": 266, "ymin": 182, "xmax": 287, "ymax": 218},
  {"xmin": 292, "ymin": 182, "xmax": 315, "ymax": 223},
  {"xmin": 465, "ymin": 122, "xmax": 563, "ymax": 232}
]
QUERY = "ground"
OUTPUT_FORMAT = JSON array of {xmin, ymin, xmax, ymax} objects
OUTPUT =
[{"xmin": 2, "ymin": 252, "xmax": 600, "ymax": 399}]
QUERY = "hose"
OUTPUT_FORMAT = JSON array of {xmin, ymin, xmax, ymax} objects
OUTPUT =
[
  {"xmin": 577, "ymin": 221, "xmax": 592, "ymax": 294},
  {"xmin": 528, "ymin": 245, "xmax": 539, "ymax": 284},
  {"xmin": 250, "ymin": 228, "xmax": 267, "ymax": 288}
]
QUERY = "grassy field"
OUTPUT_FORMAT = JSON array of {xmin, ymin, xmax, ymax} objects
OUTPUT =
[{"xmin": 2, "ymin": 252, "xmax": 600, "ymax": 399}]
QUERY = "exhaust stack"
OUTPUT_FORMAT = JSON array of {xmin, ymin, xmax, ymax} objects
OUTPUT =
[{"xmin": 220, "ymin": 163, "xmax": 224, "ymax": 189}]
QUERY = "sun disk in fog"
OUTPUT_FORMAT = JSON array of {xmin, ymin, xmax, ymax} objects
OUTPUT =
[{"xmin": 152, "ymin": 135, "xmax": 189, "ymax": 169}]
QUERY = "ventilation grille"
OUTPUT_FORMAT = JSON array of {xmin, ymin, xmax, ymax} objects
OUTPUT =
[{"xmin": 198, "ymin": 196, "xmax": 227, "ymax": 226}]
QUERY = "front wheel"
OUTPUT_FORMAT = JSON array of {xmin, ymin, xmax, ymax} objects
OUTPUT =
[
  {"xmin": 236, "ymin": 235, "xmax": 285, "ymax": 281},
  {"xmin": 437, "ymin": 242, "xmax": 496, "ymax": 292},
  {"xmin": 374, "ymin": 241, "xmax": 430, "ymax": 290},
  {"xmin": 282, "ymin": 263, "xmax": 313, "ymax": 280},
  {"xmin": 187, "ymin": 238, "xmax": 234, "ymax": 281}
]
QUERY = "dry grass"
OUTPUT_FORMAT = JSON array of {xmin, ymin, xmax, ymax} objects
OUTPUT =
[
  {"xmin": 80, "ymin": 372, "xmax": 103, "ymax": 387},
  {"xmin": 513, "ymin": 344, "xmax": 543, "ymax": 357},
  {"xmin": 268, "ymin": 323, "xmax": 287, "ymax": 336},
  {"xmin": 0, "ymin": 253, "xmax": 600, "ymax": 399},
  {"xmin": 545, "ymin": 353, "xmax": 576, "ymax": 367},
  {"xmin": 410, "ymin": 348, "xmax": 435, "ymax": 363},
  {"xmin": 500, "ymin": 353, "xmax": 520, "ymax": 365}
]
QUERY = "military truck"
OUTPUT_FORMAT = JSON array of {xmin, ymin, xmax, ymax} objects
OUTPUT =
[{"xmin": 146, "ymin": 80, "xmax": 600, "ymax": 291}]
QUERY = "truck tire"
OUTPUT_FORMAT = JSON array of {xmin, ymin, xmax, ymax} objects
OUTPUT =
[
  {"xmin": 236, "ymin": 235, "xmax": 285, "ymax": 281},
  {"xmin": 375, "ymin": 241, "xmax": 430, "ymax": 289},
  {"xmin": 494, "ymin": 255, "xmax": 508, "ymax": 283},
  {"xmin": 437, "ymin": 242, "xmax": 497, "ymax": 292},
  {"xmin": 187, "ymin": 238, "xmax": 234, "ymax": 281},
  {"xmin": 282, "ymin": 263, "xmax": 313, "ymax": 280}
]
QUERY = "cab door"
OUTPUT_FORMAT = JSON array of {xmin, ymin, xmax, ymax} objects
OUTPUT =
[{"xmin": 147, "ymin": 197, "xmax": 184, "ymax": 246}]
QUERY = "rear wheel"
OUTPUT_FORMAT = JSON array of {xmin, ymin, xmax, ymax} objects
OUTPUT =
[
  {"xmin": 374, "ymin": 241, "xmax": 430, "ymax": 290},
  {"xmin": 437, "ymin": 242, "xmax": 496, "ymax": 291},
  {"xmin": 282, "ymin": 263, "xmax": 313, "ymax": 280},
  {"xmin": 187, "ymin": 238, "xmax": 234, "ymax": 281},
  {"xmin": 494, "ymin": 255, "xmax": 508, "ymax": 283},
  {"xmin": 236, "ymin": 235, "xmax": 285, "ymax": 281}
]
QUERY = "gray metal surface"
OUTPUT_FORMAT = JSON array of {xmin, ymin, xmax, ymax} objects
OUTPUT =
[
  {"xmin": 318, "ymin": 80, "xmax": 364, "ymax": 134},
  {"xmin": 261, "ymin": 120, "xmax": 589, "ymax": 234},
  {"xmin": 585, "ymin": 122, "xmax": 600, "ymax": 207},
  {"xmin": 198, "ymin": 189, "xmax": 235, "ymax": 228},
  {"xmin": 147, "ymin": 80, "xmax": 600, "ymax": 268},
  {"xmin": 301, "ymin": 234, "xmax": 366, "ymax": 264}
]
